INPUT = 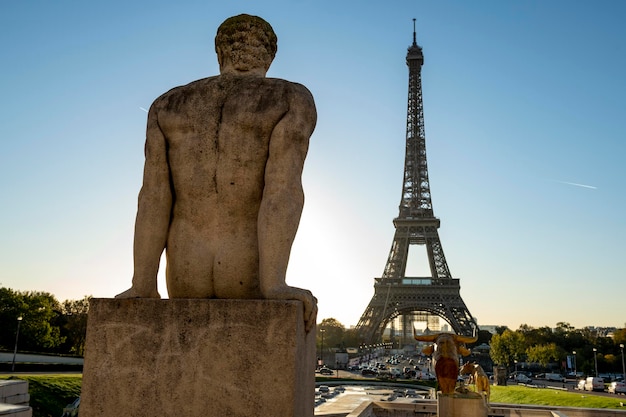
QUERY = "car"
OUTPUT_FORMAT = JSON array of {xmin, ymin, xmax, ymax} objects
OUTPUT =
[
  {"xmin": 404, "ymin": 389, "xmax": 418, "ymax": 397},
  {"xmin": 608, "ymin": 381, "xmax": 626, "ymax": 394},
  {"xmin": 361, "ymin": 367, "xmax": 378, "ymax": 377},
  {"xmin": 545, "ymin": 373, "xmax": 565, "ymax": 382},
  {"xmin": 404, "ymin": 369, "xmax": 417, "ymax": 378},
  {"xmin": 576, "ymin": 379, "xmax": 586, "ymax": 390},
  {"xmin": 515, "ymin": 374, "xmax": 533, "ymax": 384},
  {"xmin": 584, "ymin": 377, "xmax": 605, "ymax": 391},
  {"xmin": 416, "ymin": 371, "xmax": 436, "ymax": 381},
  {"xmin": 319, "ymin": 367, "xmax": 334, "ymax": 375},
  {"xmin": 318, "ymin": 385, "xmax": 330, "ymax": 393}
]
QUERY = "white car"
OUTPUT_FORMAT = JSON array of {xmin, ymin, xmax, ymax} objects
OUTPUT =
[
  {"xmin": 608, "ymin": 381, "xmax": 626, "ymax": 394},
  {"xmin": 584, "ymin": 377, "xmax": 605, "ymax": 392},
  {"xmin": 515, "ymin": 374, "xmax": 533, "ymax": 384}
]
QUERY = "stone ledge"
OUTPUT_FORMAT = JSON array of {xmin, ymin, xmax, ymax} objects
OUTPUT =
[
  {"xmin": 0, "ymin": 381, "xmax": 28, "ymax": 400},
  {"xmin": 0, "ymin": 403, "xmax": 31, "ymax": 417}
]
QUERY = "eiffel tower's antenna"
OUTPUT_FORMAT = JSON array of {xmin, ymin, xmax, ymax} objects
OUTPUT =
[{"xmin": 413, "ymin": 18, "xmax": 417, "ymax": 46}]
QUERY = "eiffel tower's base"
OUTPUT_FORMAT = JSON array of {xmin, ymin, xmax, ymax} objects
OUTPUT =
[{"xmin": 355, "ymin": 277, "xmax": 477, "ymax": 343}]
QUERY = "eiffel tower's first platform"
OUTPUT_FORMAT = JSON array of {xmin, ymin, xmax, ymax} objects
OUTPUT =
[{"xmin": 355, "ymin": 21, "xmax": 477, "ymax": 344}]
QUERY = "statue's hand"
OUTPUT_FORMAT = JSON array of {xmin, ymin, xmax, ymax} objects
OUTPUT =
[
  {"xmin": 115, "ymin": 286, "xmax": 161, "ymax": 299},
  {"xmin": 262, "ymin": 285, "xmax": 317, "ymax": 333}
]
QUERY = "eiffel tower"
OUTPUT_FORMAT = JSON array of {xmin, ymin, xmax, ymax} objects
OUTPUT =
[{"xmin": 355, "ymin": 20, "xmax": 477, "ymax": 344}]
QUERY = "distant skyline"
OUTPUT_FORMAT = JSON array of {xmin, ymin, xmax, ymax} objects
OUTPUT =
[{"xmin": 1, "ymin": 1, "xmax": 625, "ymax": 331}]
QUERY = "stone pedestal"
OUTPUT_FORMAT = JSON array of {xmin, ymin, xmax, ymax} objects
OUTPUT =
[
  {"xmin": 80, "ymin": 298, "xmax": 315, "ymax": 417},
  {"xmin": 437, "ymin": 393, "xmax": 488, "ymax": 417}
]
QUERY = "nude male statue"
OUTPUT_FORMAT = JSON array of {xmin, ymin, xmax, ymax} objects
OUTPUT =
[{"xmin": 116, "ymin": 14, "xmax": 317, "ymax": 332}]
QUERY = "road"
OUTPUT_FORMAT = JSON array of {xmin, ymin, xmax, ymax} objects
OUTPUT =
[
  {"xmin": 319, "ymin": 355, "xmax": 622, "ymax": 399},
  {"xmin": 0, "ymin": 352, "xmax": 83, "ymax": 365}
]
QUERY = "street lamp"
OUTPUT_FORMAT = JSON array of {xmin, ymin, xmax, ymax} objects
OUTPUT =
[
  {"xmin": 619, "ymin": 343, "xmax": 626, "ymax": 381},
  {"xmin": 593, "ymin": 348, "xmax": 598, "ymax": 377},
  {"xmin": 11, "ymin": 316, "xmax": 23, "ymax": 372},
  {"xmin": 320, "ymin": 329, "xmax": 325, "ymax": 366},
  {"xmin": 572, "ymin": 351, "xmax": 577, "ymax": 377}
]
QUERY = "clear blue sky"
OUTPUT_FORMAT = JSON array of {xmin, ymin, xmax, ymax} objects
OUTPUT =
[{"xmin": 1, "ymin": 1, "xmax": 625, "ymax": 331}]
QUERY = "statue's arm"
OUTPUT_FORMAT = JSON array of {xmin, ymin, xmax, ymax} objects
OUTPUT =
[
  {"xmin": 257, "ymin": 84, "xmax": 317, "ymax": 331},
  {"xmin": 117, "ymin": 104, "xmax": 172, "ymax": 298}
]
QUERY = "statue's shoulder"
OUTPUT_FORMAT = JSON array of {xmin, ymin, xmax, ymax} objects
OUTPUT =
[
  {"xmin": 264, "ymin": 78, "xmax": 315, "ymax": 112},
  {"xmin": 153, "ymin": 76, "xmax": 219, "ymax": 105},
  {"xmin": 266, "ymin": 77, "xmax": 313, "ymax": 96}
]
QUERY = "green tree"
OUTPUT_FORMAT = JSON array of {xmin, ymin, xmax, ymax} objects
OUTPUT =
[
  {"xmin": 342, "ymin": 328, "xmax": 362, "ymax": 350},
  {"xmin": 526, "ymin": 343, "xmax": 564, "ymax": 368},
  {"xmin": 473, "ymin": 329, "xmax": 493, "ymax": 346},
  {"xmin": 0, "ymin": 287, "xmax": 24, "ymax": 349},
  {"xmin": 490, "ymin": 329, "xmax": 526, "ymax": 367},
  {"xmin": 495, "ymin": 326, "xmax": 509, "ymax": 335},
  {"xmin": 613, "ymin": 328, "xmax": 626, "ymax": 345},
  {"xmin": 0, "ymin": 288, "xmax": 64, "ymax": 352},
  {"xmin": 59, "ymin": 296, "xmax": 91, "ymax": 356},
  {"xmin": 518, "ymin": 324, "xmax": 553, "ymax": 347},
  {"xmin": 20, "ymin": 291, "xmax": 64, "ymax": 352},
  {"xmin": 317, "ymin": 318, "xmax": 346, "ymax": 364}
]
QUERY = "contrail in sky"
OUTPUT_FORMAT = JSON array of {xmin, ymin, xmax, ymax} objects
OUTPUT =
[
  {"xmin": 139, "ymin": 107, "xmax": 148, "ymax": 113},
  {"xmin": 552, "ymin": 180, "xmax": 597, "ymax": 190}
]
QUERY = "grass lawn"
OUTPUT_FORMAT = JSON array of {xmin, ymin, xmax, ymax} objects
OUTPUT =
[
  {"xmin": 316, "ymin": 377, "xmax": 626, "ymax": 410},
  {"xmin": 490, "ymin": 385, "xmax": 626, "ymax": 410},
  {"xmin": 1, "ymin": 374, "xmax": 81, "ymax": 417}
]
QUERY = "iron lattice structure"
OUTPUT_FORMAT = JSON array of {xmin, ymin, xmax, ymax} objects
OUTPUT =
[{"xmin": 355, "ymin": 23, "xmax": 477, "ymax": 344}]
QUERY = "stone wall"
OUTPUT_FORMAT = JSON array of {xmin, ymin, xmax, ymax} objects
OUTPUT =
[
  {"xmin": 0, "ymin": 380, "xmax": 32, "ymax": 417},
  {"xmin": 80, "ymin": 298, "xmax": 315, "ymax": 417}
]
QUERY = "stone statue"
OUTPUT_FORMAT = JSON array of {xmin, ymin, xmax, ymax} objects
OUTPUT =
[{"xmin": 116, "ymin": 14, "xmax": 317, "ymax": 332}]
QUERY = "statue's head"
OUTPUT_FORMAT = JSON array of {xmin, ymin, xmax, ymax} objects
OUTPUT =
[{"xmin": 215, "ymin": 14, "xmax": 277, "ymax": 76}]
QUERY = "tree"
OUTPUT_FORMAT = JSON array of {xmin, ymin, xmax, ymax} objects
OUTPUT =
[
  {"xmin": 0, "ymin": 289, "xmax": 64, "ymax": 352},
  {"xmin": 475, "ymin": 329, "xmax": 493, "ymax": 346},
  {"xmin": 317, "ymin": 318, "xmax": 346, "ymax": 363},
  {"xmin": 20, "ymin": 291, "xmax": 64, "ymax": 352},
  {"xmin": 613, "ymin": 328, "xmax": 626, "ymax": 346},
  {"xmin": 495, "ymin": 326, "xmax": 509, "ymax": 335},
  {"xmin": 526, "ymin": 343, "xmax": 564, "ymax": 368},
  {"xmin": 490, "ymin": 329, "xmax": 526, "ymax": 367},
  {"xmin": 342, "ymin": 328, "xmax": 362, "ymax": 350},
  {"xmin": 0, "ymin": 287, "xmax": 24, "ymax": 350},
  {"xmin": 518, "ymin": 324, "xmax": 553, "ymax": 347},
  {"xmin": 59, "ymin": 296, "xmax": 91, "ymax": 356}
]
